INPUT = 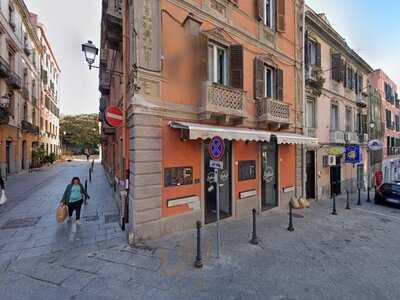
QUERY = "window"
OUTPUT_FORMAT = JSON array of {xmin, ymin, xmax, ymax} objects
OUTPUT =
[
  {"xmin": 263, "ymin": 0, "xmax": 275, "ymax": 28},
  {"xmin": 32, "ymin": 108, "xmax": 36, "ymax": 126},
  {"xmin": 23, "ymin": 103, "xmax": 27, "ymax": 121},
  {"xmin": 345, "ymin": 107, "xmax": 352, "ymax": 132},
  {"xmin": 208, "ymin": 42, "xmax": 227, "ymax": 85},
  {"xmin": 386, "ymin": 109, "xmax": 392, "ymax": 129},
  {"xmin": 396, "ymin": 115, "xmax": 400, "ymax": 132},
  {"xmin": 330, "ymin": 104, "xmax": 339, "ymax": 131},
  {"xmin": 306, "ymin": 40, "xmax": 317, "ymax": 66},
  {"xmin": 306, "ymin": 98, "xmax": 315, "ymax": 128},
  {"xmin": 264, "ymin": 66, "xmax": 274, "ymax": 98}
]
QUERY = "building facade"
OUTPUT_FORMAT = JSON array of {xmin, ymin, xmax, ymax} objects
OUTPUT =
[
  {"xmin": 304, "ymin": 6, "xmax": 373, "ymax": 201},
  {"xmin": 34, "ymin": 17, "xmax": 60, "ymax": 156},
  {"xmin": 0, "ymin": 0, "xmax": 41, "ymax": 176},
  {"xmin": 123, "ymin": 0, "xmax": 316, "ymax": 241},
  {"xmin": 369, "ymin": 69, "xmax": 400, "ymax": 183}
]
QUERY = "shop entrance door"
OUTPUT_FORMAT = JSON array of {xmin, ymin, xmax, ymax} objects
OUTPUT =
[
  {"xmin": 330, "ymin": 157, "xmax": 341, "ymax": 196},
  {"xmin": 306, "ymin": 151, "xmax": 315, "ymax": 199},
  {"xmin": 204, "ymin": 140, "xmax": 232, "ymax": 224},
  {"xmin": 261, "ymin": 140, "xmax": 278, "ymax": 210}
]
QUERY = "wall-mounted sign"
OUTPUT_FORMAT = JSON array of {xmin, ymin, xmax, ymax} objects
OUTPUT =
[
  {"xmin": 239, "ymin": 189, "xmax": 257, "ymax": 199},
  {"xmin": 238, "ymin": 160, "xmax": 256, "ymax": 181},
  {"xmin": 105, "ymin": 106, "xmax": 123, "ymax": 127},
  {"xmin": 344, "ymin": 145, "xmax": 361, "ymax": 164},
  {"xmin": 368, "ymin": 139, "xmax": 384, "ymax": 151},
  {"xmin": 329, "ymin": 146, "xmax": 344, "ymax": 156}
]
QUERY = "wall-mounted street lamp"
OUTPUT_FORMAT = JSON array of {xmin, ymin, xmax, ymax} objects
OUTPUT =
[{"xmin": 81, "ymin": 40, "xmax": 122, "ymax": 75}]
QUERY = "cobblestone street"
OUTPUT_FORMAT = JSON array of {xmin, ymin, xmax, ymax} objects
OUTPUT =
[{"xmin": 0, "ymin": 162, "xmax": 399, "ymax": 299}]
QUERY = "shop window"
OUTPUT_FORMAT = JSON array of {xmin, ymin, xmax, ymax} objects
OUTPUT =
[
  {"xmin": 238, "ymin": 160, "xmax": 256, "ymax": 181},
  {"xmin": 164, "ymin": 167, "xmax": 193, "ymax": 187}
]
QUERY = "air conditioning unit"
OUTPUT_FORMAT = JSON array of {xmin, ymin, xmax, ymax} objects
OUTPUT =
[{"xmin": 323, "ymin": 155, "xmax": 336, "ymax": 167}]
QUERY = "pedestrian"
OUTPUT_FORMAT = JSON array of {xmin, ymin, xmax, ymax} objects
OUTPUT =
[
  {"xmin": 0, "ymin": 176, "xmax": 6, "ymax": 205},
  {"xmin": 86, "ymin": 152, "xmax": 90, "ymax": 161},
  {"xmin": 60, "ymin": 177, "xmax": 89, "ymax": 224}
]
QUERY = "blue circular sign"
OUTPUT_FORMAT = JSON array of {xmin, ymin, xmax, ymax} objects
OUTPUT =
[{"xmin": 209, "ymin": 136, "xmax": 225, "ymax": 160}]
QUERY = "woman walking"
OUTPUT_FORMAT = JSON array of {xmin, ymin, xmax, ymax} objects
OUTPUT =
[{"xmin": 61, "ymin": 177, "xmax": 89, "ymax": 224}]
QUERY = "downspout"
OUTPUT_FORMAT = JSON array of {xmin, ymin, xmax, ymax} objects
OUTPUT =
[
  {"xmin": 301, "ymin": 2, "xmax": 307, "ymax": 199},
  {"xmin": 122, "ymin": 0, "xmax": 129, "ymax": 179}
]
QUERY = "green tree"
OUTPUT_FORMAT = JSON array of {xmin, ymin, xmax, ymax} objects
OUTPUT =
[{"xmin": 60, "ymin": 114, "xmax": 100, "ymax": 154}]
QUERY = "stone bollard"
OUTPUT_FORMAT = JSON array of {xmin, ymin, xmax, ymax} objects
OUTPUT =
[
  {"xmin": 250, "ymin": 208, "xmax": 259, "ymax": 245},
  {"xmin": 194, "ymin": 221, "xmax": 203, "ymax": 268},
  {"xmin": 287, "ymin": 203, "xmax": 294, "ymax": 232}
]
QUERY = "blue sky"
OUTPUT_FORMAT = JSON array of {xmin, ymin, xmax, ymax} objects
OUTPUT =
[{"xmin": 306, "ymin": 0, "xmax": 400, "ymax": 88}]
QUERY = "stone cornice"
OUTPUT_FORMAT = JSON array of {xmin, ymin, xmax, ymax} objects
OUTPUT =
[
  {"xmin": 168, "ymin": 0, "xmax": 297, "ymax": 66},
  {"xmin": 305, "ymin": 10, "xmax": 373, "ymax": 74}
]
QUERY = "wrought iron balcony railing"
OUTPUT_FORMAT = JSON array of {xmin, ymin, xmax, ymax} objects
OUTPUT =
[
  {"xmin": 21, "ymin": 120, "xmax": 40, "ymax": 135},
  {"xmin": 6, "ymin": 71, "xmax": 22, "ymax": 90}
]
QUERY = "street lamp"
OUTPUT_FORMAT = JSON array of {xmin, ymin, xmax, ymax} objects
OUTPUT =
[{"xmin": 81, "ymin": 40, "xmax": 99, "ymax": 69}]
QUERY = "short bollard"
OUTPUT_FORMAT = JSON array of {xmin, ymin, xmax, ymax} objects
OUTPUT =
[
  {"xmin": 367, "ymin": 187, "xmax": 371, "ymax": 203},
  {"xmin": 345, "ymin": 191, "xmax": 351, "ymax": 210},
  {"xmin": 357, "ymin": 188, "xmax": 361, "ymax": 206},
  {"xmin": 89, "ymin": 168, "xmax": 92, "ymax": 182},
  {"xmin": 250, "ymin": 208, "xmax": 259, "ymax": 245},
  {"xmin": 332, "ymin": 194, "xmax": 338, "ymax": 215},
  {"xmin": 287, "ymin": 203, "xmax": 294, "ymax": 232},
  {"xmin": 194, "ymin": 221, "xmax": 203, "ymax": 268},
  {"xmin": 91, "ymin": 159, "xmax": 94, "ymax": 170},
  {"xmin": 84, "ymin": 180, "xmax": 88, "ymax": 205}
]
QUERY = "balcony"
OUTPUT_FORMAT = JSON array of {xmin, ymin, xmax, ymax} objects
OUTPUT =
[
  {"xmin": 305, "ymin": 127, "xmax": 317, "ymax": 138},
  {"xmin": 256, "ymin": 98, "xmax": 291, "ymax": 125},
  {"xmin": 199, "ymin": 82, "xmax": 244, "ymax": 121},
  {"xmin": 6, "ymin": 71, "xmax": 22, "ymax": 90},
  {"xmin": 21, "ymin": 120, "xmax": 40, "ymax": 135},
  {"xmin": 0, "ymin": 57, "xmax": 10, "ymax": 78},
  {"xmin": 0, "ymin": 107, "xmax": 10, "ymax": 125},
  {"xmin": 103, "ymin": 0, "xmax": 122, "ymax": 50},
  {"xmin": 22, "ymin": 86, "xmax": 29, "ymax": 100},
  {"xmin": 330, "ymin": 130, "xmax": 345, "ymax": 144},
  {"xmin": 356, "ymin": 93, "xmax": 367, "ymax": 108},
  {"xmin": 99, "ymin": 71, "xmax": 111, "ymax": 95},
  {"xmin": 388, "ymin": 147, "xmax": 400, "ymax": 157},
  {"xmin": 344, "ymin": 131, "xmax": 359, "ymax": 144}
]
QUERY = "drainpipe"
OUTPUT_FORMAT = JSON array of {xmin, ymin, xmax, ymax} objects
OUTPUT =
[
  {"xmin": 301, "ymin": 3, "xmax": 307, "ymax": 199},
  {"xmin": 122, "ymin": 0, "xmax": 129, "ymax": 180}
]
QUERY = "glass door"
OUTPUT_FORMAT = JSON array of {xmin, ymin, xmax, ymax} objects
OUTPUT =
[{"xmin": 261, "ymin": 140, "xmax": 278, "ymax": 210}]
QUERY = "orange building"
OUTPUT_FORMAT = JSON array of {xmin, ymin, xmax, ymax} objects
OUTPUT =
[{"xmin": 120, "ymin": 0, "xmax": 315, "ymax": 241}]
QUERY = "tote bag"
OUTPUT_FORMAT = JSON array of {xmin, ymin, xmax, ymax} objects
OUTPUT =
[{"xmin": 56, "ymin": 204, "xmax": 69, "ymax": 223}]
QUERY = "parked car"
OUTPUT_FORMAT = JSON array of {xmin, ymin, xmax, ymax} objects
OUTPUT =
[{"xmin": 375, "ymin": 183, "xmax": 400, "ymax": 206}]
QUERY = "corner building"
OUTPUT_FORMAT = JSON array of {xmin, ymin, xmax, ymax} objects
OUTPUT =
[{"xmin": 127, "ymin": 0, "xmax": 315, "ymax": 241}]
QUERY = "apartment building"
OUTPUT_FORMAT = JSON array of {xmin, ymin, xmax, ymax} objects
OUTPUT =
[
  {"xmin": 120, "ymin": 0, "xmax": 317, "ymax": 241},
  {"xmin": 0, "ymin": 0, "xmax": 41, "ymax": 175},
  {"xmin": 369, "ymin": 69, "xmax": 400, "ymax": 182},
  {"xmin": 304, "ymin": 6, "xmax": 373, "ymax": 201},
  {"xmin": 33, "ymin": 17, "xmax": 60, "ymax": 156}
]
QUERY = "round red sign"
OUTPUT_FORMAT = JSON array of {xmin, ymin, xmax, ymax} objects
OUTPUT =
[
  {"xmin": 105, "ymin": 106, "xmax": 123, "ymax": 127},
  {"xmin": 208, "ymin": 136, "xmax": 225, "ymax": 160}
]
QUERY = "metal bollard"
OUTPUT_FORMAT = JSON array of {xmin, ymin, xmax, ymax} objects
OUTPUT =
[
  {"xmin": 194, "ymin": 221, "xmax": 203, "ymax": 268},
  {"xmin": 89, "ymin": 168, "xmax": 92, "ymax": 182},
  {"xmin": 92, "ymin": 159, "xmax": 94, "ymax": 170},
  {"xmin": 345, "ymin": 190, "xmax": 350, "ymax": 210},
  {"xmin": 357, "ymin": 188, "xmax": 361, "ymax": 206},
  {"xmin": 287, "ymin": 203, "xmax": 294, "ymax": 232},
  {"xmin": 84, "ymin": 180, "xmax": 88, "ymax": 205},
  {"xmin": 250, "ymin": 208, "xmax": 259, "ymax": 245},
  {"xmin": 367, "ymin": 187, "xmax": 371, "ymax": 203},
  {"xmin": 332, "ymin": 193, "xmax": 337, "ymax": 215}
]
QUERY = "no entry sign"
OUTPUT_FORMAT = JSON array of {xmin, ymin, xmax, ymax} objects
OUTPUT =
[
  {"xmin": 209, "ymin": 136, "xmax": 225, "ymax": 160},
  {"xmin": 105, "ymin": 106, "xmax": 123, "ymax": 127}
]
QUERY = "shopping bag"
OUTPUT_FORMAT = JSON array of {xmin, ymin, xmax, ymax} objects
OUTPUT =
[
  {"xmin": 56, "ymin": 204, "xmax": 69, "ymax": 223},
  {"xmin": 0, "ymin": 189, "xmax": 7, "ymax": 205}
]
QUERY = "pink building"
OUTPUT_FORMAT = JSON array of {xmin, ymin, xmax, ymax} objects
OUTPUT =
[{"xmin": 369, "ymin": 69, "xmax": 400, "ymax": 182}]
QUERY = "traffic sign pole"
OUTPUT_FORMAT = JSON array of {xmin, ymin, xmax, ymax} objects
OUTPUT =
[{"xmin": 215, "ymin": 168, "xmax": 220, "ymax": 259}]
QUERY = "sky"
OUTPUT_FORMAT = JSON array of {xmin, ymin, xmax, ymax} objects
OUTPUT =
[
  {"xmin": 306, "ymin": 0, "xmax": 400, "ymax": 87},
  {"xmin": 22, "ymin": 1, "xmax": 399, "ymax": 115},
  {"xmin": 24, "ymin": 0, "xmax": 101, "ymax": 116}
]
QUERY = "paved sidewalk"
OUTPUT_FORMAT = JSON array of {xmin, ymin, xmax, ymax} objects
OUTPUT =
[{"xmin": 1, "ymin": 177, "xmax": 400, "ymax": 299}]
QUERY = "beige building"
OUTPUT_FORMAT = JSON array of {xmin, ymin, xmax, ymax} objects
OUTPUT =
[
  {"xmin": 32, "ymin": 16, "xmax": 60, "ymax": 155},
  {"xmin": 304, "ymin": 6, "xmax": 373, "ymax": 201},
  {"xmin": 0, "ymin": 0, "xmax": 41, "ymax": 175}
]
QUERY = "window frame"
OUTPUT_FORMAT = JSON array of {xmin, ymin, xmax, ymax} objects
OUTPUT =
[
  {"xmin": 345, "ymin": 107, "xmax": 352, "ymax": 132},
  {"xmin": 264, "ymin": 65, "xmax": 275, "ymax": 98},
  {"xmin": 263, "ymin": 0, "xmax": 275, "ymax": 29},
  {"xmin": 208, "ymin": 42, "xmax": 228, "ymax": 86},
  {"xmin": 330, "ymin": 103, "xmax": 339, "ymax": 131},
  {"xmin": 306, "ymin": 98, "xmax": 316, "ymax": 128}
]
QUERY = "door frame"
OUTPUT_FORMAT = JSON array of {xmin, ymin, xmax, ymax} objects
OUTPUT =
[
  {"xmin": 306, "ymin": 150, "xmax": 316, "ymax": 199},
  {"xmin": 260, "ymin": 140, "xmax": 279, "ymax": 211},
  {"xmin": 202, "ymin": 140, "xmax": 234, "ymax": 224}
]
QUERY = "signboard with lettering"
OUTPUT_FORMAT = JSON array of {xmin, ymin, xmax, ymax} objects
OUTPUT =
[{"xmin": 344, "ymin": 145, "xmax": 361, "ymax": 164}]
